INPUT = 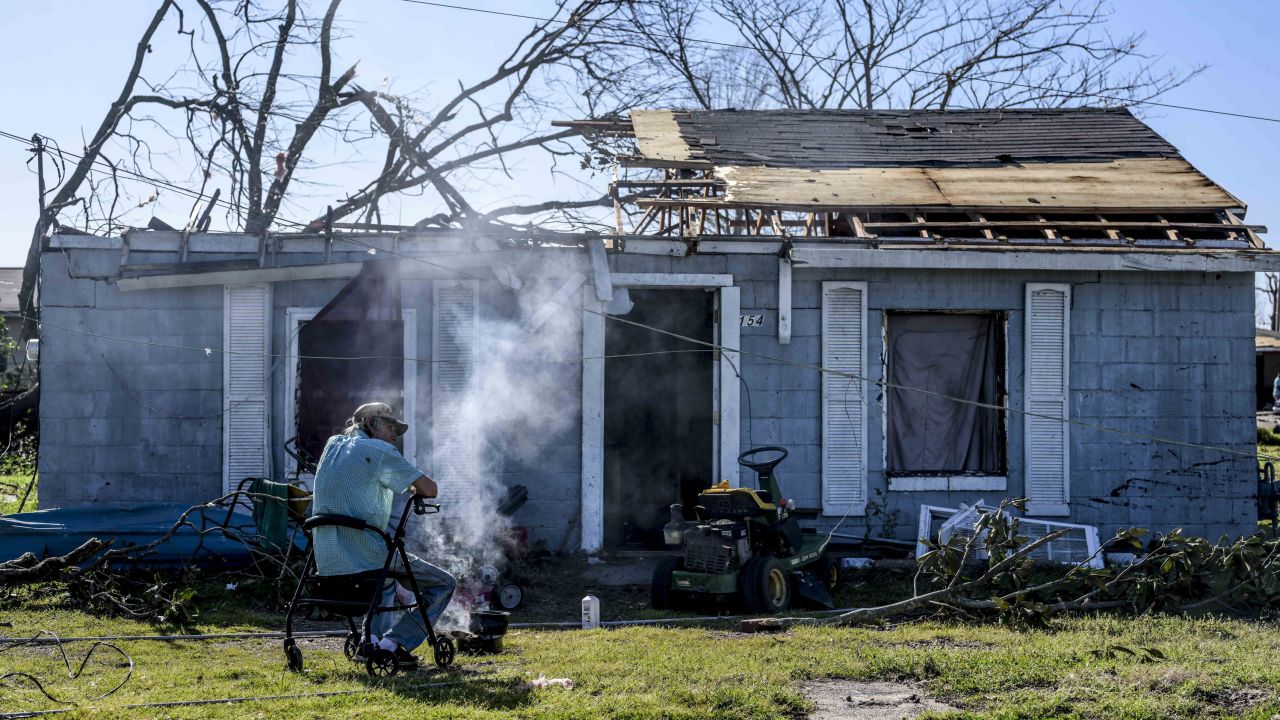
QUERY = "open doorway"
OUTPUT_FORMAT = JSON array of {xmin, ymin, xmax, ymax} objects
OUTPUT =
[{"xmin": 603, "ymin": 289, "xmax": 714, "ymax": 549}]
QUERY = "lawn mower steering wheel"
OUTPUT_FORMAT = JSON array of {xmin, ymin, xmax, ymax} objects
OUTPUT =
[{"xmin": 737, "ymin": 446, "xmax": 788, "ymax": 474}]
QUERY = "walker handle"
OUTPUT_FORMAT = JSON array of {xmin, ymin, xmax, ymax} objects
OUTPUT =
[{"xmin": 412, "ymin": 496, "xmax": 441, "ymax": 515}]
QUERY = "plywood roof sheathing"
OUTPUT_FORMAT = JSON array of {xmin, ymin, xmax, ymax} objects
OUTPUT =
[
  {"xmin": 712, "ymin": 159, "xmax": 1241, "ymax": 211},
  {"xmin": 630, "ymin": 110, "xmax": 695, "ymax": 162}
]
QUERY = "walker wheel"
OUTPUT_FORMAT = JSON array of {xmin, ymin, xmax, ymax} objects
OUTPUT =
[
  {"xmin": 343, "ymin": 633, "xmax": 360, "ymax": 660},
  {"xmin": 433, "ymin": 636, "xmax": 456, "ymax": 668},
  {"xmin": 284, "ymin": 639, "xmax": 304, "ymax": 673},
  {"xmin": 365, "ymin": 647, "xmax": 399, "ymax": 677}
]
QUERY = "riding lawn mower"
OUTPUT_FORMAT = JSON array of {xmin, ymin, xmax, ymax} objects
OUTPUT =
[{"xmin": 650, "ymin": 446, "xmax": 838, "ymax": 613}]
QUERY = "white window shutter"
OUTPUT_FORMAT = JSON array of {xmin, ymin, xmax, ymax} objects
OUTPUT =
[
  {"xmin": 223, "ymin": 284, "xmax": 271, "ymax": 494},
  {"xmin": 822, "ymin": 281, "xmax": 867, "ymax": 516},
  {"xmin": 1024, "ymin": 283, "xmax": 1071, "ymax": 516},
  {"xmin": 432, "ymin": 280, "xmax": 479, "ymax": 512}
]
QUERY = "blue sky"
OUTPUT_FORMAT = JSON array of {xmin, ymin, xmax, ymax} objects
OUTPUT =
[{"xmin": 0, "ymin": 1, "xmax": 1275, "ymax": 268}]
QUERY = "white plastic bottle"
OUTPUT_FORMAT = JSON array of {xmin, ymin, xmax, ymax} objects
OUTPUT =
[{"xmin": 581, "ymin": 595, "xmax": 600, "ymax": 629}]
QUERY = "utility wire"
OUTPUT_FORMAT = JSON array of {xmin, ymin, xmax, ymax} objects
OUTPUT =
[
  {"xmin": 399, "ymin": 0, "xmax": 1280, "ymax": 124},
  {"xmin": 0, "ymin": 130, "xmax": 312, "ymax": 231},
  {"xmin": 320, "ymin": 234, "xmax": 1280, "ymax": 464},
  {"xmin": 22, "ymin": 313, "xmax": 704, "ymax": 365},
  {"xmin": 0, "ymin": 630, "xmax": 134, "ymax": 707},
  {"xmin": 585, "ymin": 307, "xmax": 1278, "ymax": 462},
  {"xmin": 0, "ymin": 679, "xmax": 467, "ymax": 719},
  {"xmin": 24, "ymin": 258, "xmax": 1279, "ymax": 464}
]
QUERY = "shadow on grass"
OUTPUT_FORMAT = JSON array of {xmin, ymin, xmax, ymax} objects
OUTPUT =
[{"xmin": 356, "ymin": 666, "xmax": 535, "ymax": 712}]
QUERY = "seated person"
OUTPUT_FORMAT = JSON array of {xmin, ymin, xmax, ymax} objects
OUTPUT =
[{"xmin": 310, "ymin": 401, "xmax": 455, "ymax": 670}]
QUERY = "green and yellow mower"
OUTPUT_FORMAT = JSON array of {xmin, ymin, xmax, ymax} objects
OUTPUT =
[{"xmin": 651, "ymin": 446, "xmax": 837, "ymax": 613}]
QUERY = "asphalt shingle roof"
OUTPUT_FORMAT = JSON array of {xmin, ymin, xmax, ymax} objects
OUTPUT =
[{"xmin": 663, "ymin": 108, "xmax": 1180, "ymax": 168}]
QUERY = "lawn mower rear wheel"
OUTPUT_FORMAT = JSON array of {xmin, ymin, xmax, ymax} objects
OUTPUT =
[{"xmin": 740, "ymin": 556, "xmax": 791, "ymax": 613}]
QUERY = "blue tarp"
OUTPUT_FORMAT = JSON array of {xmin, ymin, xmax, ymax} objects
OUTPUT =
[{"xmin": 0, "ymin": 503, "xmax": 300, "ymax": 567}]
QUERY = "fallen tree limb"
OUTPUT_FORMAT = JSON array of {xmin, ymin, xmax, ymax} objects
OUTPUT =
[
  {"xmin": 0, "ymin": 552, "xmax": 40, "ymax": 570},
  {"xmin": 0, "ymin": 538, "xmax": 113, "ymax": 584}
]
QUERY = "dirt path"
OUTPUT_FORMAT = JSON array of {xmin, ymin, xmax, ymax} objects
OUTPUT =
[{"xmin": 801, "ymin": 680, "xmax": 957, "ymax": 719}]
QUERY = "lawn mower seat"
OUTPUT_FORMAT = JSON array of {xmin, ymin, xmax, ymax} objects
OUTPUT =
[{"xmin": 695, "ymin": 483, "xmax": 776, "ymax": 521}]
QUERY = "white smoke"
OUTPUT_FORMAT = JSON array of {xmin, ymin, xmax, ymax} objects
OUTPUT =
[{"xmin": 405, "ymin": 267, "xmax": 583, "ymax": 630}]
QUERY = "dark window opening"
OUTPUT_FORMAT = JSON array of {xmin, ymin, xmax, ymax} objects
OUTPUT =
[
  {"xmin": 603, "ymin": 289, "xmax": 714, "ymax": 549},
  {"xmin": 885, "ymin": 312, "xmax": 1006, "ymax": 475}
]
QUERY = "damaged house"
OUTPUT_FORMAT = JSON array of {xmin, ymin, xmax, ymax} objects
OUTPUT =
[{"xmin": 36, "ymin": 108, "xmax": 1280, "ymax": 550}]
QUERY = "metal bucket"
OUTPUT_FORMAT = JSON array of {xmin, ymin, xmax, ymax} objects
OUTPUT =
[{"xmin": 468, "ymin": 609, "xmax": 510, "ymax": 636}]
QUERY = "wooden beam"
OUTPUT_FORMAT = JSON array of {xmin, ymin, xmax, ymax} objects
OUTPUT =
[
  {"xmin": 1033, "ymin": 214, "xmax": 1056, "ymax": 240},
  {"xmin": 770, "ymin": 211, "xmax": 787, "ymax": 236},
  {"xmin": 969, "ymin": 212, "xmax": 996, "ymax": 240},
  {"xmin": 1155, "ymin": 215, "xmax": 1182, "ymax": 243},
  {"xmin": 616, "ymin": 156, "xmax": 714, "ymax": 170},
  {"xmin": 613, "ymin": 179, "xmax": 723, "ymax": 188},
  {"xmin": 914, "ymin": 212, "xmax": 930, "ymax": 239},
  {"xmin": 632, "ymin": 205, "xmax": 659, "ymax": 235},
  {"xmin": 612, "ymin": 165, "xmax": 624, "ymax": 234},
  {"xmin": 1225, "ymin": 211, "xmax": 1265, "ymax": 249},
  {"xmin": 1096, "ymin": 214, "xmax": 1122, "ymax": 242},
  {"xmin": 849, "ymin": 213, "xmax": 871, "ymax": 239},
  {"xmin": 633, "ymin": 196, "xmax": 1249, "ymax": 215}
]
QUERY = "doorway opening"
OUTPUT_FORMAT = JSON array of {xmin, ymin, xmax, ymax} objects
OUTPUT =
[{"xmin": 603, "ymin": 289, "xmax": 715, "ymax": 549}]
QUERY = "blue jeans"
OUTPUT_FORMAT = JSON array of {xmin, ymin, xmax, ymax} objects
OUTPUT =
[{"xmin": 371, "ymin": 553, "xmax": 455, "ymax": 652}]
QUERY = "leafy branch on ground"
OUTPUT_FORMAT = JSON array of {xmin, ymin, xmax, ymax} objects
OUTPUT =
[
  {"xmin": 0, "ymin": 491, "xmax": 307, "ymax": 626},
  {"xmin": 803, "ymin": 499, "xmax": 1280, "ymax": 628}
]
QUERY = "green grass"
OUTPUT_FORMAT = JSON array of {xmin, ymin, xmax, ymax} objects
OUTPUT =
[
  {"xmin": 0, "ymin": 472, "xmax": 35, "ymax": 515},
  {"xmin": 4, "ymin": 582, "xmax": 1280, "ymax": 719}
]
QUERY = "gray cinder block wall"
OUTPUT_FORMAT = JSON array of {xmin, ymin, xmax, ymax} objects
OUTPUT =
[
  {"xmin": 39, "ymin": 249, "xmax": 224, "ymax": 507},
  {"xmin": 39, "ymin": 246, "xmax": 585, "ymax": 548},
  {"xmin": 38, "ymin": 242, "xmax": 1258, "ymax": 546},
  {"xmin": 665, "ymin": 252, "xmax": 1255, "ymax": 542}
]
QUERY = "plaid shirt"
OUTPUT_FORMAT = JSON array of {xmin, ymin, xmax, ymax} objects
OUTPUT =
[{"xmin": 310, "ymin": 430, "xmax": 422, "ymax": 576}]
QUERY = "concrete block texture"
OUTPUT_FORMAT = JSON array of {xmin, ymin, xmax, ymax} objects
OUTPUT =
[{"xmin": 37, "ymin": 251, "xmax": 1258, "ymax": 544}]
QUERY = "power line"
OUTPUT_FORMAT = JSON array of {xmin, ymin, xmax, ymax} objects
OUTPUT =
[
  {"xmin": 23, "ymin": 259, "xmax": 1279, "ymax": 464},
  {"xmin": 0, "ymin": 129, "xmax": 312, "ymax": 231},
  {"xmin": 24, "ymin": 313, "xmax": 705, "ymax": 365},
  {"xmin": 583, "ymin": 307, "xmax": 1276, "ymax": 462},
  {"xmin": 399, "ymin": 0, "xmax": 1280, "ymax": 124},
  {"xmin": 289, "ymin": 225, "xmax": 1280, "ymax": 465}
]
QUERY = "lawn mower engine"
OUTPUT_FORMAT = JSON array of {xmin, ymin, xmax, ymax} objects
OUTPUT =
[
  {"xmin": 651, "ymin": 446, "xmax": 836, "ymax": 614},
  {"xmin": 681, "ymin": 519, "xmax": 752, "ymax": 574}
]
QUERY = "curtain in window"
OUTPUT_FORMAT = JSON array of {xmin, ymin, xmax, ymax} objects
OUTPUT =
[{"xmin": 886, "ymin": 313, "xmax": 1001, "ymax": 474}]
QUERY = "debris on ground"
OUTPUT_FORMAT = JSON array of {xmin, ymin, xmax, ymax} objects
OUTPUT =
[
  {"xmin": 529, "ymin": 674, "xmax": 574, "ymax": 689},
  {"xmin": 801, "ymin": 680, "xmax": 957, "ymax": 720}
]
